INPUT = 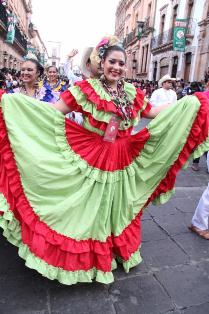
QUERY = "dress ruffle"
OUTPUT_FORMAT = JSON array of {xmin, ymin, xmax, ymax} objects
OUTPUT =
[
  {"xmin": 61, "ymin": 79, "xmax": 151, "ymax": 129},
  {"xmin": 1, "ymin": 90, "xmax": 209, "ymax": 285},
  {"xmin": 0, "ymin": 104, "xmax": 142, "ymax": 276}
]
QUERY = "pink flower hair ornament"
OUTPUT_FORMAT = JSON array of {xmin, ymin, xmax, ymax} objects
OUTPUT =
[
  {"xmin": 90, "ymin": 35, "xmax": 123, "ymax": 68},
  {"xmin": 96, "ymin": 38, "xmax": 109, "ymax": 49}
]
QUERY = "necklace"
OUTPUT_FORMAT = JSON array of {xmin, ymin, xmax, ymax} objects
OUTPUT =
[
  {"xmin": 100, "ymin": 76, "xmax": 133, "ymax": 123},
  {"xmin": 21, "ymin": 85, "xmax": 41, "ymax": 99},
  {"xmin": 49, "ymin": 80, "xmax": 59, "ymax": 89}
]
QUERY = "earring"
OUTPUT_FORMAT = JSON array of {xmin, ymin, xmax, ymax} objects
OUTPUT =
[
  {"xmin": 34, "ymin": 79, "xmax": 39, "ymax": 90},
  {"xmin": 100, "ymin": 74, "xmax": 106, "ymax": 82}
]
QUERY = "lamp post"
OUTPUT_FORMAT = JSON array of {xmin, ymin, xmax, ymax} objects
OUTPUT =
[
  {"xmin": 132, "ymin": 59, "xmax": 137, "ymax": 69},
  {"xmin": 137, "ymin": 21, "xmax": 145, "ymax": 39},
  {"xmin": 3, "ymin": 51, "xmax": 8, "ymax": 67}
]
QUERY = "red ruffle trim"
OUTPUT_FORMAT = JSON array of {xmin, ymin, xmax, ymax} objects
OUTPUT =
[
  {"xmin": 147, "ymin": 92, "xmax": 209, "ymax": 204},
  {"xmin": 61, "ymin": 82, "xmax": 152, "ymax": 136},
  {"xmin": 62, "ymin": 80, "xmax": 151, "ymax": 120},
  {"xmin": 61, "ymin": 89, "xmax": 133, "ymax": 137},
  {"xmin": 65, "ymin": 118, "xmax": 150, "ymax": 171},
  {"xmin": 1, "ymin": 91, "xmax": 208, "ymax": 273},
  {"xmin": 0, "ymin": 107, "xmax": 141, "ymax": 272},
  {"xmin": 60, "ymin": 90, "xmax": 84, "ymax": 113},
  {"xmin": 0, "ymin": 89, "xmax": 6, "ymax": 99}
]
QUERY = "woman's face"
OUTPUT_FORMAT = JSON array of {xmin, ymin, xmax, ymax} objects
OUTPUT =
[
  {"xmin": 102, "ymin": 50, "xmax": 126, "ymax": 86},
  {"xmin": 47, "ymin": 67, "xmax": 58, "ymax": 82},
  {"xmin": 20, "ymin": 61, "xmax": 39, "ymax": 84}
]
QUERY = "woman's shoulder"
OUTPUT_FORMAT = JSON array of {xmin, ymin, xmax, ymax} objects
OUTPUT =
[{"xmin": 12, "ymin": 87, "xmax": 21, "ymax": 93}]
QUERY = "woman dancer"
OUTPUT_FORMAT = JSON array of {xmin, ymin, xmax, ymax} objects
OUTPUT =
[
  {"xmin": 0, "ymin": 36, "xmax": 209, "ymax": 285},
  {"xmin": 40, "ymin": 65, "xmax": 68, "ymax": 103},
  {"xmin": 10, "ymin": 57, "xmax": 54, "ymax": 102}
]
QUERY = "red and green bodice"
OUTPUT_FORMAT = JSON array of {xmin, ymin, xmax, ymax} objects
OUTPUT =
[{"xmin": 61, "ymin": 79, "xmax": 152, "ymax": 137}]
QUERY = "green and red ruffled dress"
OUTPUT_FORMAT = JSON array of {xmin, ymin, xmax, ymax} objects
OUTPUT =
[{"xmin": 0, "ymin": 79, "xmax": 209, "ymax": 285}]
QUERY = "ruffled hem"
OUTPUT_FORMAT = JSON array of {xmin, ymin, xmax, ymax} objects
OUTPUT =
[
  {"xmin": 146, "ymin": 94, "xmax": 209, "ymax": 204},
  {"xmin": 0, "ymin": 104, "xmax": 142, "ymax": 271},
  {"xmin": 1, "ymin": 91, "xmax": 209, "ymax": 283},
  {"xmin": 0, "ymin": 194, "xmax": 142, "ymax": 285},
  {"xmin": 117, "ymin": 250, "xmax": 142, "ymax": 273}
]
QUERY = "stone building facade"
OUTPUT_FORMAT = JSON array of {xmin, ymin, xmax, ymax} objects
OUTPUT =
[
  {"xmin": 149, "ymin": 0, "xmax": 207, "ymax": 82},
  {"xmin": 115, "ymin": 0, "xmax": 157, "ymax": 80},
  {"xmin": 0, "ymin": 0, "xmax": 47, "ymax": 71},
  {"xmin": 194, "ymin": 0, "xmax": 209, "ymax": 81}
]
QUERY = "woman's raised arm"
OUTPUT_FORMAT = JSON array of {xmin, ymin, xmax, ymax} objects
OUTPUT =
[
  {"xmin": 52, "ymin": 98, "xmax": 71, "ymax": 114},
  {"xmin": 145, "ymin": 103, "xmax": 169, "ymax": 118}
]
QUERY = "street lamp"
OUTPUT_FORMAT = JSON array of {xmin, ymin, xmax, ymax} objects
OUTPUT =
[
  {"xmin": 3, "ymin": 51, "xmax": 8, "ymax": 59},
  {"xmin": 137, "ymin": 21, "xmax": 145, "ymax": 39},
  {"xmin": 132, "ymin": 59, "xmax": 137, "ymax": 69}
]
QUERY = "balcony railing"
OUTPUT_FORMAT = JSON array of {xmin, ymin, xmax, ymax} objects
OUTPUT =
[
  {"xmin": 15, "ymin": 26, "xmax": 27, "ymax": 52},
  {"xmin": 151, "ymin": 28, "xmax": 174, "ymax": 50},
  {"xmin": 0, "ymin": 3, "xmax": 27, "ymax": 52},
  {"xmin": 123, "ymin": 28, "xmax": 138, "ymax": 47},
  {"xmin": 186, "ymin": 18, "xmax": 196, "ymax": 37},
  {"xmin": 0, "ymin": 2, "xmax": 7, "ymax": 29},
  {"xmin": 151, "ymin": 18, "xmax": 196, "ymax": 50}
]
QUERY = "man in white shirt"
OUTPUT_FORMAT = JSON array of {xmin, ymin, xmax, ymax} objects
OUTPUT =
[{"xmin": 150, "ymin": 74, "xmax": 177, "ymax": 107}]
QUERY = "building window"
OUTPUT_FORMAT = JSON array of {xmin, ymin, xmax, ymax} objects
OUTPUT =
[
  {"xmin": 135, "ymin": 13, "xmax": 138, "ymax": 28},
  {"xmin": 172, "ymin": 5, "xmax": 178, "ymax": 28},
  {"xmin": 132, "ymin": 52, "xmax": 137, "ymax": 70},
  {"xmin": 172, "ymin": 56, "xmax": 178, "ymax": 77},
  {"xmin": 184, "ymin": 52, "xmax": 192, "ymax": 81},
  {"xmin": 126, "ymin": 26, "xmax": 129, "ymax": 35},
  {"xmin": 187, "ymin": 0, "xmax": 193, "ymax": 20},
  {"xmin": 144, "ymin": 44, "xmax": 149, "ymax": 73},
  {"xmin": 159, "ymin": 14, "xmax": 166, "ymax": 45},
  {"xmin": 160, "ymin": 57, "xmax": 169, "ymax": 77},
  {"xmin": 141, "ymin": 46, "xmax": 144, "ymax": 73},
  {"xmin": 160, "ymin": 14, "xmax": 166, "ymax": 34},
  {"xmin": 141, "ymin": 44, "xmax": 149, "ymax": 73},
  {"xmin": 153, "ymin": 61, "xmax": 157, "ymax": 81},
  {"xmin": 147, "ymin": 3, "xmax": 152, "ymax": 27}
]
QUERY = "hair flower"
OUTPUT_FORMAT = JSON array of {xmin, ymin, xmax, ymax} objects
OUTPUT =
[{"xmin": 96, "ymin": 38, "xmax": 109, "ymax": 49}]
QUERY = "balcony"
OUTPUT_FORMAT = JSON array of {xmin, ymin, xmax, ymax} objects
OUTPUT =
[
  {"xmin": 141, "ymin": 17, "xmax": 155, "ymax": 37},
  {"xmin": 151, "ymin": 18, "xmax": 196, "ymax": 52},
  {"xmin": 186, "ymin": 18, "xmax": 196, "ymax": 38},
  {"xmin": 0, "ymin": 3, "xmax": 27, "ymax": 53},
  {"xmin": 151, "ymin": 28, "xmax": 174, "ymax": 51},
  {"xmin": 14, "ymin": 26, "xmax": 27, "ymax": 52},
  {"xmin": 123, "ymin": 28, "xmax": 138, "ymax": 47},
  {"xmin": 0, "ymin": 2, "xmax": 7, "ymax": 30}
]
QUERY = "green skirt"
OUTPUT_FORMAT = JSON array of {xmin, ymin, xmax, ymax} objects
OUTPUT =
[{"xmin": 0, "ymin": 92, "xmax": 209, "ymax": 285}]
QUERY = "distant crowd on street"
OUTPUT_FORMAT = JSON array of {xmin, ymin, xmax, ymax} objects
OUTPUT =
[{"xmin": 1, "ymin": 65, "xmax": 208, "ymax": 102}]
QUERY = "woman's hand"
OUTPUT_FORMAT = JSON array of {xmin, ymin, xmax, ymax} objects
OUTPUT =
[
  {"xmin": 145, "ymin": 104, "xmax": 169, "ymax": 118},
  {"xmin": 52, "ymin": 99, "xmax": 71, "ymax": 114},
  {"xmin": 67, "ymin": 49, "xmax": 78, "ymax": 59}
]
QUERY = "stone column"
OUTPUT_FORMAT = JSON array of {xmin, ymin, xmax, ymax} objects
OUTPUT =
[
  {"xmin": 156, "ymin": 61, "xmax": 161, "ymax": 81},
  {"xmin": 168, "ymin": 53, "xmax": 173, "ymax": 76}
]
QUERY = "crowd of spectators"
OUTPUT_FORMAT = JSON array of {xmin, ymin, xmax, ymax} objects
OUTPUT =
[
  {"xmin": 125, "ymin": 77, "xmax": 207, "ymax": 100},
  {"xmin": 0, "ymin": 66, "xmax": 208, "ymax": 99}
]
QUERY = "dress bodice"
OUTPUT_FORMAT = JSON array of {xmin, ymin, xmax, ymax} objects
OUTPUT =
[{"xmin": 61, "ymin": 79, "xmax": 151, "ymax": 137}]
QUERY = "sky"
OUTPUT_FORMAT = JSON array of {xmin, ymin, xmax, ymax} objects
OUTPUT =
[{"xmin": 32, "ymin": 0, "xmax": 120, "ymax": 65}]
